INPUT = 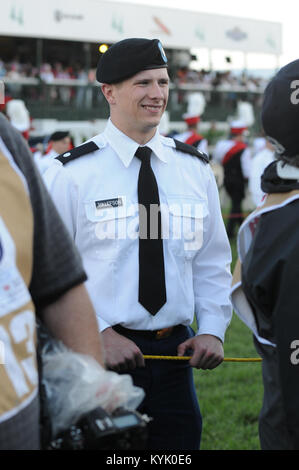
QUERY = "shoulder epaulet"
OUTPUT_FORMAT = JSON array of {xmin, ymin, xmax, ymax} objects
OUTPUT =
[
  {"xmin": 173, "ymin": 139, "xmax": 209, "ymax": 164},
  {"xmin": 55, "ymin": 141, "xmax": 99, "ymax": 165}
]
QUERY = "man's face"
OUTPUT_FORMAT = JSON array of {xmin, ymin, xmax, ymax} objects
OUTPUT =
[
  {"xmin": 52, "ymin": 136, "xmax": 71, "ymax": 154},
  {"xmin": 103, "ymin": 68, "xmax": 169, "ymax": 143}
]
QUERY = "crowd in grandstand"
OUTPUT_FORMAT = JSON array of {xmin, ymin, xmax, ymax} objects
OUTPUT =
[
  {"xmin": 0, "ymin": 58, "xmax": 93, "ymax": 82},
  {"xmin": 0, "ymin": 57, "xmax": 269, "ymax": 92},
  {"xmin": 175, "ymin": 67, "xmax": 270, "ymax": 91}
]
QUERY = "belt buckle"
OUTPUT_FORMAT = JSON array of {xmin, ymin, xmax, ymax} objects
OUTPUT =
[{"xmin": 155, "ymin": 327, "xmax": 173, "ymax": 340}]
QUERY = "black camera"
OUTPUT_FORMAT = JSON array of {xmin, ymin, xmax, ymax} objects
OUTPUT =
[
  {"xmin": 37, "ymin": 321, "xmax": 149, "ymax": 450},
  {"xmin": 46, "ymin": 406, "xmax": 150, "ymax": 450}
]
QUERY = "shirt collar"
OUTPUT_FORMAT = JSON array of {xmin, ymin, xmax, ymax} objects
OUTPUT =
[{"xmin": 103, "ymin": 118, "xmax": 168, "ymax": 168}]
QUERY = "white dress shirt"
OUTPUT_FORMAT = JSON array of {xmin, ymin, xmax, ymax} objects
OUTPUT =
[
  {"xmin": 43, "ymin": 119, "xmax": 232, "ymax": 341},
  {"xmin": 35, "ymin": 148, "xmax": 59, "ymax": 174}
]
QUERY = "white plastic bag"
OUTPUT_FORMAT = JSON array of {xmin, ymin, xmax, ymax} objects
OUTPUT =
[{"xmin": 41, "ymin": 341, "xmax": 145, "ymax": 437}]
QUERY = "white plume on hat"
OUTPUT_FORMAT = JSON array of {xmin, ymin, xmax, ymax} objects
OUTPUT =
[
  {"xmin": 236, "ymin": 101, "xmax": 255, "ymax": 127},
  {"xmin": 6, "ymin": 99, "xmax": 30, "ymax": 132},
  {"xmin": 183, "ymin": 92, "xmax": 206, "ymax": 119},
  {"xmin": 230, "ymin": 119, "xmax": 247, "ymax": 129}
]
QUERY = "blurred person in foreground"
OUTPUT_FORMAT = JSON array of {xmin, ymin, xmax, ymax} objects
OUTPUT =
[
  {"xmin": 231, "ymin": 59, "xmax": 299, "ymax": 450},
  {"xmin": 213, "ymin": 120, "xmax": 252, "ymax": 239},
  {"xmin": 42, "ymin": 38, "xmax": 232, "ymax": 450},
  {"xmin": 0, "ymin": 113, "xmax": 104, "ymax": 450}
]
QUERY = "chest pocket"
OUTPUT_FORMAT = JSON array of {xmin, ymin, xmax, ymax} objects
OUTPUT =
[
  {"xmin": 164, "ymin": 197, "xmax": 208, "ymax": 260},
  {"xmin": 84, "ymin": 198, "xmax": 138, "ymax": 260}
]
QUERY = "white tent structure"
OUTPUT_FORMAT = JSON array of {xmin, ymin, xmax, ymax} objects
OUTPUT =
[{"xmin": 1, "ymin": 0, "xmax": 281, "ymax": 56}]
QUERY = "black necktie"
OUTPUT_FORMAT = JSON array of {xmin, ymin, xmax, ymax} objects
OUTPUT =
[{"xmin": 135, "ymin": 146, "xmax": 166, "ymax": 315}]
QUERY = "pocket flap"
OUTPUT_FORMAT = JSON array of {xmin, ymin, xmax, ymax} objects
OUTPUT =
[{"xmin": 166, "ymin": 197, "xmax": 207, "ymax": 219}]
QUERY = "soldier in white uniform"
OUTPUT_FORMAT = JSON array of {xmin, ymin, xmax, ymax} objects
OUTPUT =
[{"xmin": 43, "ymin": 38, "xmax": 232, "ymax": 450}]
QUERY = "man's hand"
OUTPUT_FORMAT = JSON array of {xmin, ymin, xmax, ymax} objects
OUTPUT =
[
  {"xmin": 101, "ymin": 327, "xmax": 145, "ymax": 372},
  {"xmin": 177, "ymin": 334, "xmax": 224, "ymax": 370}
]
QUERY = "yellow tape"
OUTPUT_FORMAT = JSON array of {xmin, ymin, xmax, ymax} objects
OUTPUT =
[{"xmin": 143, "ymin": 355, "xmax": 262, "ymax": 362}]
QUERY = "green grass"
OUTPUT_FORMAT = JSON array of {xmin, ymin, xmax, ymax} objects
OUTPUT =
[{"xmin": 194, "ymin": 236, "xmax": 264, "ymax": 450}]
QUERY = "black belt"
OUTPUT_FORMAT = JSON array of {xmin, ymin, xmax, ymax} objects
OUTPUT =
[{"xmin": 113, "ymin": 324, "xmax": 185, "ymax": 340}]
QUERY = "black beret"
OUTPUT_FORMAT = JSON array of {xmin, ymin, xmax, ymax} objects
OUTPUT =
[
  {"xmin": 96, "ymin": 38, "xmax": 168, "ymax": 84},
  {"xmin": 261, "ymin": 59, "xmax": 299, "ymax": 157},
  {"xmin": 49, "ymin": 131, "xmax": 70, "ymax": 141}
]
